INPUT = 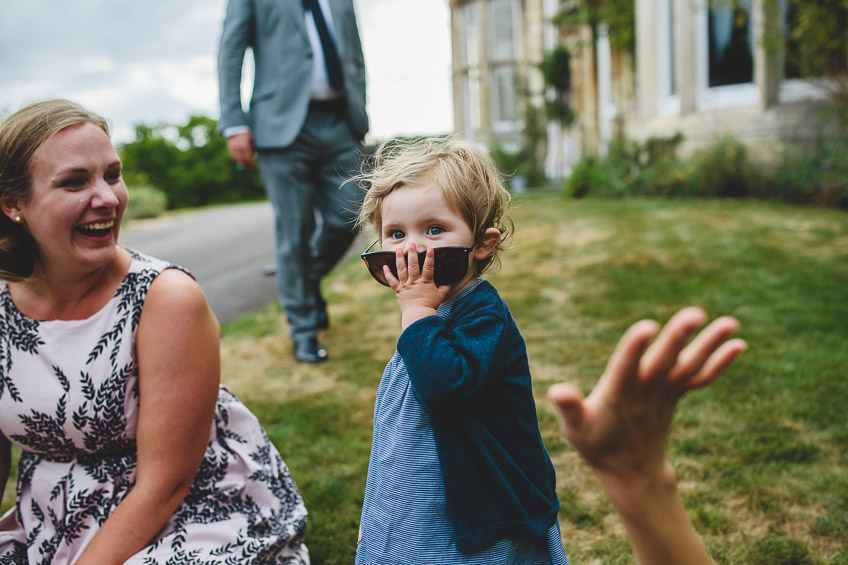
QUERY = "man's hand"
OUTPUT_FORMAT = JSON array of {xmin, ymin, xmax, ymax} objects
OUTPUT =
[{"xmin": 226, "ymin": 131, "xmax": 256, "ymax": 169}]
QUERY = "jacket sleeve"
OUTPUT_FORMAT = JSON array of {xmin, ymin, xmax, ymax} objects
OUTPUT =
[
  {"xmin": 217, "ymin": 0, "xmax": 254, "ymax": 133},
  {"xmin": 397, "ymin": 307, "xmax": 506, "ymax": 412}
]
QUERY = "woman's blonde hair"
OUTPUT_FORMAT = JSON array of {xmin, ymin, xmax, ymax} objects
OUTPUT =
[
  {"xmin": 356, "ymin": 136, "xmax": 513, "ymax": 275},
  {"xmin": 0, "ymin": 99, "xmax": 110, "ymax": 281}
]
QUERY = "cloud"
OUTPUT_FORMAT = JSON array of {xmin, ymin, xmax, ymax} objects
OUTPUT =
[
  {"xmin": 358, "ymin": 0, "xmax": 453, "ymax": 141},
  {"xmin": 0, "ymin": 0, "xmax": 452, "ymax": 144}
]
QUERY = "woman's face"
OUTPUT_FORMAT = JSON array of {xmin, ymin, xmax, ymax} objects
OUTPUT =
[{"xmin": 9, "ymin": 121, "xmax": 128, "ymax": 276}]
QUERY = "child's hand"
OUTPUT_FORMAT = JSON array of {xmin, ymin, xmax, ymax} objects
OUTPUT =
[
  {"xmin": 548, "ymin": 308, "xmax": 745, "ymax": 565},
  {"xmin": 383, "ymin": 243, "xmax": 451, "ymax": 330},
  {"xmin": 548, "ymin": 307, "xmax": 746, "ymax": 491}
]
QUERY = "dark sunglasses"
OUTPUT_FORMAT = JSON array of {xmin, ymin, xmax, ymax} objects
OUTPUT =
[{"xmin": 360, "ymin": 240, "xmax": 473, "ymax": 287}]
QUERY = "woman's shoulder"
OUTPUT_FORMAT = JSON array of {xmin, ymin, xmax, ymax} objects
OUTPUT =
[{"xmin": 123, "ymin": 247, "xmax": 191, "ymax": 279}]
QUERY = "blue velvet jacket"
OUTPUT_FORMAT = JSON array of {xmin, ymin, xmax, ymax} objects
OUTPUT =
[{"xmin": 397, "ymin": 280, "xmax": 560, "ymax": 554}]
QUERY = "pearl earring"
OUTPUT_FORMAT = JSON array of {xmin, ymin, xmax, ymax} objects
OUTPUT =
[{"xmin": 14, "ymin": 215, "xmax": 22, "ymax": 223}]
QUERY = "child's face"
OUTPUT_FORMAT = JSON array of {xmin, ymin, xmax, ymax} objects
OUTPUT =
[
  {"xmin": 380, "ymin": 183, "xmax": 474, "ymax": 253},
  {"xmin": 379, "ymin": 183, "xmax": 499, "ymax": 295}
]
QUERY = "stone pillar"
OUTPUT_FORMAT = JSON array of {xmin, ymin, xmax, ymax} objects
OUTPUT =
[
  {"xmin": 754, "ymin": 0, "xmax": 781, "ymax": 108},
  {"xmin": 635, "ymin": 0, "xmax": 659, "ymax": 119},
  {"xmin": 677, "ymin": 0, "xmax": 698, "ymax": 115}
]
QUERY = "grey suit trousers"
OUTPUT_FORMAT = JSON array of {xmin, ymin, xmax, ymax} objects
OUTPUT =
[{"xmin": 257, "ymin": 104, "xmax": 362, "ymax": 340}]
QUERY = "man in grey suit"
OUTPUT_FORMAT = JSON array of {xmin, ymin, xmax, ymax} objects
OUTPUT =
[{"xmin": 218, "ymin": 0, "xmax": 368, "ymax": 363}]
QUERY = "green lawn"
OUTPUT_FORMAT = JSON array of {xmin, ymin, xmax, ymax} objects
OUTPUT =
[{"xmin": 3, "ymin": 196, "xmax": 847, "ymax": 563}]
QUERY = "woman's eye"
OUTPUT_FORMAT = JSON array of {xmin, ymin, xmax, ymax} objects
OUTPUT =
[
  {"xmin": 427, "ymin": 226, "xmax": 444, "ymax": 235},
  {"xmin": 61, "ymin": 177, "xmax": 86, "ymax": 189},
  {"xmin": 105, "ymin": 170, "xmax": 122, "ymax": 183}
]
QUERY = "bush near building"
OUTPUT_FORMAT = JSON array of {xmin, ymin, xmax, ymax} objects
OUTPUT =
[{"xmin": 565, "ymin": 131, "xmax": 848, "ymax": 209}]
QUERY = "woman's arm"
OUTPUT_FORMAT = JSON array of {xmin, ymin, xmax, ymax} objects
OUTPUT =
[
  {"xmin": 74, "ymin": 269, "xmax": 220, "ymax": 565},
  {"xmin": 549, "ymin": 307, "xmax": 747, "ymax": 565},
  {"xmin": 0, "ymin": 431, "xmax": 10, "ymax": 509}
]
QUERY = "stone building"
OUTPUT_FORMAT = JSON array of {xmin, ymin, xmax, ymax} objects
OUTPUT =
[{"xmin": 449, "ymin": 0, "xmax": 834, "ymax": 182}]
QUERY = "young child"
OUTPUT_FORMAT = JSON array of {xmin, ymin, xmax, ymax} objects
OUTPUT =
[{"xmin": 354, "ymin": 137, "xmax": 569, "ymax": 564}]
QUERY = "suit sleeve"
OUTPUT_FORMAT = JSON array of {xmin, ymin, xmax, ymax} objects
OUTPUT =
[
  {"xmin": 347, "ymin": 2, "xmax": 366, "ymax": 100},
  {"xmin": 397, "ymin": 309, "xmax": 505, "ymax": 412},
  {"xmin": 218, "ymin": 0, "xmax": 254, "ymax": 133}
]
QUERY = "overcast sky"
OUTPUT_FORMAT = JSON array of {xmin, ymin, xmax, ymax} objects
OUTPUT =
[{"xmin": 0, "ymin": 0, "xmax": 453, "ymax": 145}]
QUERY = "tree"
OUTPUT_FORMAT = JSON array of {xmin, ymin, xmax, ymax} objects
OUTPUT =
[{"xmin": 119, "ymin": 116, "xmax": 265, "ymax": 210}]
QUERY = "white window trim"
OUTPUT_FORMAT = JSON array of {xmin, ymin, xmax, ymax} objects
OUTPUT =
[
  {"xmin": 489, "ymin": 0, "xmax": 523, "ymax": 135},
  {"xmin": 657, "ymin": 0, "xmax": 680, "ymax": 115},
  {"xmin": 490, "ymin": 65, "xmax": 521, "ymax": 134},
  {"xmin": 779, "ymin": 78, "xmax": 829, "ymax": 103},
  {"xmin": 694, "ymin": 1, "xmax": 760, "ymax": 110}
]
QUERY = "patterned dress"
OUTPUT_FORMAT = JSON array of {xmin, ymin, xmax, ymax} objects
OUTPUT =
[{"xmin": 0, "ymin": 249, "xmax": 309, "ymax": 564}]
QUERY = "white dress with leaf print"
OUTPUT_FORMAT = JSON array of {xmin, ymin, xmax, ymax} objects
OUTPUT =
[{"xmin": 0, "ymin": 249, "xmax": 309, "ymax": 565}]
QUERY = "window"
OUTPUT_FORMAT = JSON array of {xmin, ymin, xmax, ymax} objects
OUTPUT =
[
  {"xmin": 491, "ymin": 66, "xmax": 519, "ymax": 131},
  {"xmin": 779, "ymin": 0, "xmax": 848, "ymax": 102},
  {"xmin": 489, "ymin": 0, "xmax": 518, "ymax": 62},
  {"xmin": 696, "ymin": 0, "xmax": 759, "ymax": 109},
  {"xmin": 459, "ymin": 2, "xmax": 482, "ymax": 137},
  {"xmin": 488, "ymin": 0, "xmax": 521, "ymax": 133},
  {"xmin": 708, "ymin": 0, "xmax": 753, "ymax": 87},
  {"xmin": 460, "ymin": 2, "xmax": 480, "ymax": 68}
]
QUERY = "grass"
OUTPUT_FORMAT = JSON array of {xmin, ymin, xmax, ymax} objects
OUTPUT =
[{"xmin": 3, "ymin": 195, "xmax": 847, "ymax": 563}]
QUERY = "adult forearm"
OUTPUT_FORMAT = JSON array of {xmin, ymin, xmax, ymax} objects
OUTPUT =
[
  {"xmin": 72, "ymin": 479, "xmax": 192, "ymax": 564},
  {"xmin": 597, "ymin": 464, "xmax": 714, "ymax": 565}
]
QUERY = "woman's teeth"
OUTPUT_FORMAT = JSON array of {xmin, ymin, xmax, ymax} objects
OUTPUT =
[{"xmin": 77, "ymin": 220, "xmax": 114, "ymax": 236}]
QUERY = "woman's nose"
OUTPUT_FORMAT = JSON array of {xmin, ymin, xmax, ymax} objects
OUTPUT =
[{"xmin": 92, "ymin": 181, "xmax": 120, "ymax": 208}]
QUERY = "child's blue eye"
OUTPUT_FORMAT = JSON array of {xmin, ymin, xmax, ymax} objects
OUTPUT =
[
  {"xmin": 427, "ymin": 226, "xmax": 444, "ymax": 235},
  {"xmin": 389, "ymin": 230, "xmax": 405, "ymax": 240}
]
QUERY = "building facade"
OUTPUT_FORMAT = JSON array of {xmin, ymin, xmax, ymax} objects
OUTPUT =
[{"xmin": 450, "ymin": 0, "xmax": 834, "ymax": 182}]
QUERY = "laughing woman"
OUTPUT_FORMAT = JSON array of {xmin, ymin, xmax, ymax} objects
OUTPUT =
[{"xmin": 0, "ymin": 100, "xmax": 310, "ymax": 564}]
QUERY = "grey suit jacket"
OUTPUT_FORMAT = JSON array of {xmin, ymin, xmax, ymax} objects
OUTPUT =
[{"xmin": 217, "ymin": 0, "xmax": 368, "ymax": 149}]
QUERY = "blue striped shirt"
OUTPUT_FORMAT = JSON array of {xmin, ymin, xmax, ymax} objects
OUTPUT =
[{"xmin": 356, "ymin": 281, "xmax": 569, "ymax": 565}]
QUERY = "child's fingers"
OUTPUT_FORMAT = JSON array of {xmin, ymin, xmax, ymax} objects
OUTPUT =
[
  {"xmin": 382, "ymin": 264, "xmax": 399, "ymax": 289},
  {"xmin": 639, "ymin": 307, "xmax": 707, "ymax": 383},
  {"xmin": 548, "ymin": 383, "xmax": 586, "ymax": 437},
  {"xmin": 602, "ymin": 319, "xmax": 660, "ymax": 392},
  {"xmin": 394, "ymin": 247, "xmax": 408, "ymax": 282},
  {"xmin": 668, "ymin": 316, "xmax": 740, "ymax": 383},
  {"xmin": 406, "ymin": 244, "xmax": 421, "ymax": 280},
  {"xmin": 420, "ymin": 248, "xmax": 436, "ymax": 283},
  {"xmin": 685, "ymin": 338, "xmax": 747, "ymax": 391}
]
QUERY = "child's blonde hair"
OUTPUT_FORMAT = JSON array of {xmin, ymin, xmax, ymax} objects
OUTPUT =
[{"xmin": 356, "ymin": 136, "xmax": 513, "ymax": 276}]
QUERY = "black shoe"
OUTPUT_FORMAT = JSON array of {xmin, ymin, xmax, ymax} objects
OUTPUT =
[
  {"xmin": 317, "ymin": 309, "xmax": 329, "ymax": 330},
  {"xmin": 293, "ymin": 336, "xmax": 328, "ymax": 363}
]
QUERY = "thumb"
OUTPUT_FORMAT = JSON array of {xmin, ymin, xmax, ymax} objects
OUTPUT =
[{"xmin": 548, "ymin": 383, "xmax": 586, "ymax": 436}]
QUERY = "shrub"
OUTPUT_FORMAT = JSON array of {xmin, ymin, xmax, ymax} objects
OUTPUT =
[
  {"xmin": 566, "ymin": 156, "xmax": 631, "ymax": 198},
  {"xmin": 772, "ymin": 131, "xmax": 848, "ymax": 208},
  {"xmin": 119, "ymin": 116, "xmax": 266, "ymax": 210},
  {"xmin": 638, "ymin": 155, "xmax": 695, "ymax": 197},
  {"xmin": 125, "ymin": 184, "xmax": 168, "ymax": 221},
  {"xmin": 688, "ymin": 136, "xmax": 758, "ymax": 198},
  {"xmin": 562, "ymin": 129, "xmax": 848, "ymax": 208}
]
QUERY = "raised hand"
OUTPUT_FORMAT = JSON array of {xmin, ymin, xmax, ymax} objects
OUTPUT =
[{"xmin": 548, "ymin": 307, "xmax": 746, "ymax": 565}]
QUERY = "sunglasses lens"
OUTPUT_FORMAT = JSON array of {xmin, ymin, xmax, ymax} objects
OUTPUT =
[
  {"xmin": 361, "ymin": 254, "xmax": 393, "ymax": 287},
  {"xmin": 361, "ymin": 247, "xmax": 472, "ymax": 287},
  {"xmin": 432, "ymin": 247, "xmax": 470, "ymax": 286}
]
